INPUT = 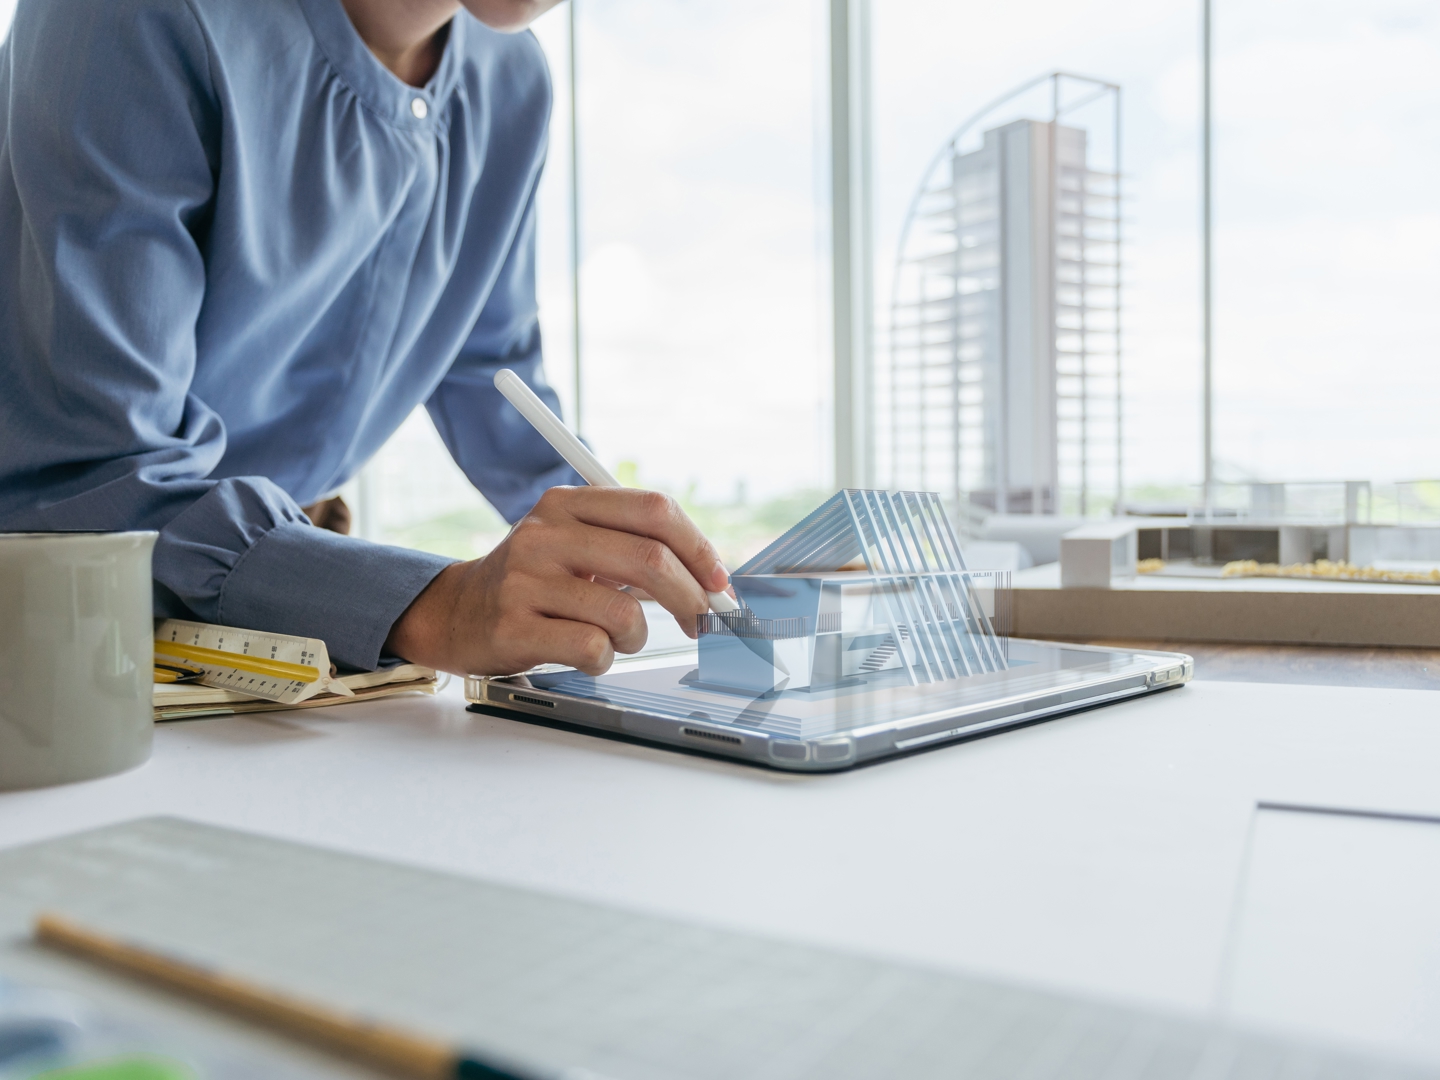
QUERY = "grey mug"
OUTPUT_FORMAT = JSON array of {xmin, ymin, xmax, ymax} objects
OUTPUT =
[{"xmin": 0, "ymin": 532, "xmax": 156, "ymax": 790}]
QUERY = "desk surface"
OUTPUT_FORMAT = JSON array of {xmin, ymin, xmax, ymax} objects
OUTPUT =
[
  {"xmin": 2, "ymin": 676, "xmax": 1438, "ymax": 1067},
  {"xmin": 1090, "ymin": 639, "xmax": 1440, "ymax": 690}
]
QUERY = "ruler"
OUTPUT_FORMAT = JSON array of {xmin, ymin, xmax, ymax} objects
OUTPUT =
[{"xmin": 154, "ymin": 620, "xmax": 353, "ymax": 704}]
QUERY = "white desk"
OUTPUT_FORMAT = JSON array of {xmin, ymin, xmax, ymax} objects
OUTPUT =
[{"xmin": 3, "ymin": 676, "xmax": 1439, "ymax": 1066}]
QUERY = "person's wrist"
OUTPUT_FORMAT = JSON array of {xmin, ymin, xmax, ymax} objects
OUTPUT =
[{"xmin": 384, "ymin": 560, "xmax": 463, "ymax": 670}]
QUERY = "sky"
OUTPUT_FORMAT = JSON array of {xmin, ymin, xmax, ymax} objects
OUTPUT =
[{"xmin": 3, "ymin": 0, "xmax": 1434, "ymax": 532}]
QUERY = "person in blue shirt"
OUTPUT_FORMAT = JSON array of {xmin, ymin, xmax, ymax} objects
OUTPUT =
[{"xmin": 0, "ymin": 0, "xmax": 732, "ymax": 676}]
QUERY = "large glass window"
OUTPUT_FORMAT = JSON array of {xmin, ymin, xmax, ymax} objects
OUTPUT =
[
  {"xmin": 1209, "ymin": 1, "xmax": 1440, "ymax": 483},
  {"xmin": 871, "ymin": 1, "xmax": 1440, "ymax": 517},
  {"xmin": 562, "ymin": 0, "xmax": 830, "ymax": 563}
]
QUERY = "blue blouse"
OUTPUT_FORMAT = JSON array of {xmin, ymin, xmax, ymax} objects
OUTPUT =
[{"xmin": 0, "ymin": 0, "xmax": 580, "ymax": 668}]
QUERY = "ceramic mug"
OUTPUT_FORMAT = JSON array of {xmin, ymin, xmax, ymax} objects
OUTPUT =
[{"xmin": 0, "ymin": 532, "xmax": 156, "ymax": 790}]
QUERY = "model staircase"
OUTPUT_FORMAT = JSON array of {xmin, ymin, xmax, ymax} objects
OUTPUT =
[{"xmin": 859, "ymin": 636, "xmax": 898, "ymax": 673}]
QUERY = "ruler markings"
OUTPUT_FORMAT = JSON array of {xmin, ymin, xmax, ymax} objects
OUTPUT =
[{"xmin": 153, "ymin": 621, "xmax": 352, "ymax": 705}]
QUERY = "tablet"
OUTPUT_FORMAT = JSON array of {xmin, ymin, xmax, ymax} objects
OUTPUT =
[{"xmin": 464, "ymin": 638, "xmax": 1191, "ymax": 771}]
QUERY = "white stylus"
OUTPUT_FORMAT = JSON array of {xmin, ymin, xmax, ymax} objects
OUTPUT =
[{"xmin": 493, "ymin": 368, "xmax": 741, "ymax": 614}]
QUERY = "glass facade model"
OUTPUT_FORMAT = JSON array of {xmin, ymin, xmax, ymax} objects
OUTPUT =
[
  {"xmin": 695, "ymin": 490, "xmax": 1011, "ymax": 695},
  {"xmin": 881, "ymin": 73, "xmax": 1122, "ymax": 524}
]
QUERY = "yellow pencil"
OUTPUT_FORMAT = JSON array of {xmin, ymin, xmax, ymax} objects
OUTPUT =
[
  {"xmin": 152, "ymin": 640, "xmax": 320, "ymax": 684},
  {"xmin": 35, "ymin": 913, "xmax": 554, "ymax": 1080}
]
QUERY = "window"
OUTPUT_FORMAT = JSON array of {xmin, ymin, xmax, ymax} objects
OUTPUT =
[
  {"xmin": 871, "ymin": 0, "xmax": 1440, "ymax": 518},
  {"xmin": 1207, "ymin": 2, "xmax": 1440, "ymax": 484}
]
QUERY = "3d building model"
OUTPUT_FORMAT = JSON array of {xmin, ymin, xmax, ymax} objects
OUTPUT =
[
  {"xmin": 883, "ymin": 73, "xmax": 1122, "ymax": 520},
  {"xmin": 695, "ymin": 490, "xmax": 1010, "ymax": 696}
]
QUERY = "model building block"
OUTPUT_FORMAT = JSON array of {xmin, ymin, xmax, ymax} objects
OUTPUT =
[{"xmin": 696, "ymin": 490, "xmax": 1009, "ymax": 695}]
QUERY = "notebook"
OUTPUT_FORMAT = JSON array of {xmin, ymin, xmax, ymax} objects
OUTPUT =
[
  {"xmin": 153, "ymin": 663, "xmax": 441, "ymax": 722},
  {"xmin": 151, "ymin": 617, "xmax": 440, "ymax": 721},
  {"xmin": 0, "ymin": 819, "xmax": 1430, "ymax": 1080}
]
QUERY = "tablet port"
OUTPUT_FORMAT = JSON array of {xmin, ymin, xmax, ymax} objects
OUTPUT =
[
  {"xmin": 768, "ymin": 740, "xmax": 808, "ymax": 762},
  {"xmin": 813, "ymin": 739, "xmax": 854, "ymax": 763}
]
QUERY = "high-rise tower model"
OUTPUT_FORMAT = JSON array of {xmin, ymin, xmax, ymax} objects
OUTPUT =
[{"xmin": 882, "ymin": 74, "xmax": 1121, "ymax": 521}]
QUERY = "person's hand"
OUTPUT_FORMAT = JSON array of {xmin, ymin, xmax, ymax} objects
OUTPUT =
[{"xmin": 383, "ymin": 487, "xmax": 732, "ymax": 677}]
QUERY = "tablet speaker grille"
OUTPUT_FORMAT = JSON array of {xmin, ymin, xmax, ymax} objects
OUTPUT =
[{"xmin": 680, "ymin": 727, "xmax": 742, "ymax": 746}]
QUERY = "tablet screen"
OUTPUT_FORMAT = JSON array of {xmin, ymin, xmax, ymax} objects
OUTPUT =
[{"xmin": 528, "ymin": 640, "xmax": 1170, "ymax": 741}]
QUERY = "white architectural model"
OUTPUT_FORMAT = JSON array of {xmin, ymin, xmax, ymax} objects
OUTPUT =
[{"xmin": 882, "ymin": 73, "xmax": 1122, "ymax": 521}]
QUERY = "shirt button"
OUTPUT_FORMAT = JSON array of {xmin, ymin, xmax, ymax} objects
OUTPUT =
[{"xmin": 410, "ymin": 97, "xmax": 428, "ymax": 120}]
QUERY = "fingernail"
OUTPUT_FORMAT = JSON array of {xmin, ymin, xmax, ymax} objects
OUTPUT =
[{"xmin": 709, "ymin": 562, "xmax": 730, "ymax": 591}]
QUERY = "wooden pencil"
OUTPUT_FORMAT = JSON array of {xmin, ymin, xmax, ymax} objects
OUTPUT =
[{"xmin": 34, "ymin": 912, "xmax": 549, "ymax": 1080}]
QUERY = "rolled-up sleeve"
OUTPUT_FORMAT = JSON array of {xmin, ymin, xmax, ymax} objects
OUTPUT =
[
  {"xmin": 426, "ymin": 182, "xmax": 582, "ymax": 523},
  {"xmin": 0, "ymin": 0, "xmax": 450, "ymax": 669}
]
